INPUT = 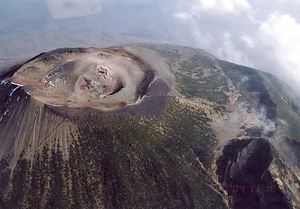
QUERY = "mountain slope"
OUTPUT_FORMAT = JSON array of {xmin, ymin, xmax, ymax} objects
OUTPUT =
[{"xmin": 0, "ymin": 44, "xmax": 299, "ymax": 208}]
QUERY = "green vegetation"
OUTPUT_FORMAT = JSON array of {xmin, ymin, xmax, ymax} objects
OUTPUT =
[
  {"xmin": 220, "ymin": 60, "xmax": 277, "ymax": 120},
  {"xmin": 220, "ymin": 59, "xmax": 300, "ymax": 139},
  {"xmin": 0, "ymin": 98, "xmax": 226, "ymax": 208},
  {"xmin": 176, "ymin": 57, "xmax": 229, "ymax": 107},
  {"xmin": 143, "ymin": 45, "xmax": 229, "ymax": 108},
  {"xmin": 259, "ymin": 71, "xmax": 300, "ymax": 140},
  {"xmin": 219, "ymin": 60, "xmax": 260, "ymax": 98},
  {"xmin": 180, "ymin": 55, "xmax": 215, "ymax": 70},
  {"xmin": 176, "ymin": 73, "xmax": 229, "ymax": 105},
  {"xmin": 142, "ymin": 44, "xmax": 181, "ymax": 63}
]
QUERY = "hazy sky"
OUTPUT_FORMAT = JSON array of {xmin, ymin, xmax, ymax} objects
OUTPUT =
[
  {"xmin": 1, "ymin": 0, "xmax": 300, "ymax": 91},
  {"xmin": 171, "ymin": 0, "xmax": 300, "ymax": 92}
]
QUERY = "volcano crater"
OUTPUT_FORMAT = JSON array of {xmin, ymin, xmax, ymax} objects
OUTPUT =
[{"xmin": 10, "ymin": 47, "xmax": 157, "ymax": 111}]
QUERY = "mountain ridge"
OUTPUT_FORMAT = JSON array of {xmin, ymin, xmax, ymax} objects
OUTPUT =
[{"xmin": 0, "ymin": 43, "xmax": 299, "ymax": 208}]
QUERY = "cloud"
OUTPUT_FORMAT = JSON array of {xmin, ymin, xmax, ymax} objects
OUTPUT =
[
  {"xmin": 173, "ymin": 0, "xmax": 300, "ymax": 91},
  {"xmin": 172, "ymin": 0, "xmax": 254, "ymax": 67},
  {"xmin": 257, "ymin": 13, "xmax": 300, "ymax": 87},
  {"xmin": 189, "ymin": 0, "xmax": 251, "ymax": 16},
  {"xmin": 173, "ymin": 12, "xmax": 192, "ymax": 21},
  {"xmin": 293, "ymin": 0, "xmax": 300, "ymax": 4},
  {"xmin": 45, "ymin": 0, "xmax": 101, "ymax": 19},
  {"xmin": 192, "ymin": 27, "xmax": 213, "ymax": 49},
  {"xmin": 173, "ymin": 0, "xmax": 252, "ymax": 21},
  {"xmin": 217, "ymin": 32, "xmax": 253, "ymax": 66},
  {"xmin": 241, "ymin": 35, "xmax": 255, "ymax": 48}
]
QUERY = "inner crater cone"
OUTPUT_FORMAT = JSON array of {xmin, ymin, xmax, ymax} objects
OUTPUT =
[
  {"xmin": 10, "ymin": 47, "xmax": 155, "ymax": 111},
  {"xmin": 75, "ymin": 64, "xmax": 122, "ymax": 101}
]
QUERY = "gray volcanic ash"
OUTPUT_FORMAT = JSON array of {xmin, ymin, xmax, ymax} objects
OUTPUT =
[
  {"xmin": 10, "ymin": 47, "xmax": 158, "ymax": 111},
  {"xmin": 0, "ymin": 44, "xmax": 299, "ymax": 209}
]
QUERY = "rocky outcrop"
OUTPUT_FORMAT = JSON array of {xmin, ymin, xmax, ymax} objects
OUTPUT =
[
  {"xmin": 217, "ymin": 138, "xmax": 291, "ymax": 209},
  {"xmin": 1, "ymin": 44, "xmax": 300, "ymax": 208}
]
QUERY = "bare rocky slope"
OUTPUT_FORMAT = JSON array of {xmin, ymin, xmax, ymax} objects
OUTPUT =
[{"xmin": 0, "ymin": 44, "xmax": 300, "ymax": 208}]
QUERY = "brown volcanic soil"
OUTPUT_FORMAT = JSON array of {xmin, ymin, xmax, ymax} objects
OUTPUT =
[
  {"xmin": 0, "ymin": 46, "xmax": 174, "ymax": 165},
  {"xmin": 10, "ymin": 47, "xmax": 169, "ymax": 112},
  {"xmin": 1, "ymin": 44, "xmax": 300, "ymax": 209}
]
